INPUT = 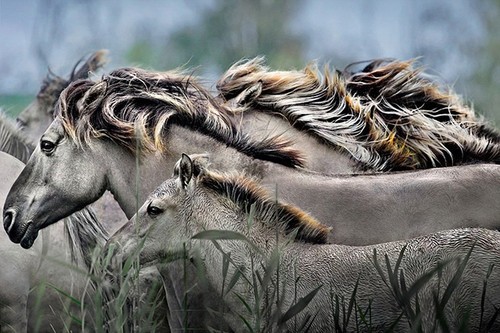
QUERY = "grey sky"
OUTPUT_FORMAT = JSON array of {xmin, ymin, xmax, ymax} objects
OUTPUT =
[{"xmin": 0, "ymin": 0, "xmax": 486, "ymax": 95}]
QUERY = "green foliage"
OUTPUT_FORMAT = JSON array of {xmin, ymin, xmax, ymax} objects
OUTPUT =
[
  {"xmin": 126, "ymin": 0, "xmax": 306, "ymax": 74},
  {"xmin": 0, "ymin": 94, "xmax": 31, "ymax": 117},
  {"xmin": 125, "ymin": 40, "xmax": 159, "ymax": 69},
  {"xmin": 469, "ymin": 1, "xmax": 500, "ymax": 124},
  {"xmin": 23, "ymin": 230, "xmax": 500, "ymax": 332}
]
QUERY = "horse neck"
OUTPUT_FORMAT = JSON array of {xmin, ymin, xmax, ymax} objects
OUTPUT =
[
  {"xmin": 167, "ymin": 125, "xmax": 262, "ymax": 173},
  {"xmin": 191, "ymin": 190, "xmax": 280, "ymax": 271},
  {"xmin": 238, "ymin": 110, "xmax": 356, "ymax": 175},
  {"xmin": 106, "ymin": 125, "xmax": 266, "ymax": 218}
]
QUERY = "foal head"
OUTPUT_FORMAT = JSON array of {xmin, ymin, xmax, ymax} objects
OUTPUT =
[{"xmin": 109, "ymin": 153, "xmax": 330, "ymax": 267}]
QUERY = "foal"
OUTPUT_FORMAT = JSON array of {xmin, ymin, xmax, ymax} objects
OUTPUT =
[{"xmin": 108, "ymin": 154, "xmax": 500, "ymax": 332}]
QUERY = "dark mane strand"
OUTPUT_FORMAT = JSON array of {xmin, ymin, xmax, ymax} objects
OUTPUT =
[{"xmin": 199, "ymin": 170, "xmax": 330, "ymax": 244}]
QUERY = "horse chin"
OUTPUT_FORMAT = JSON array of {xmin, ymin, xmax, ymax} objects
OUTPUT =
[{"xmin": 20, "ymin": 223, "xmax": 39, "ymax": 249}]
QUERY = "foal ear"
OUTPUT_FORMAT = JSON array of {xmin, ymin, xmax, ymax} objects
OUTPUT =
[{"xmin": 178, "ymin": 153, "xmax": 193, "ymax": 189}]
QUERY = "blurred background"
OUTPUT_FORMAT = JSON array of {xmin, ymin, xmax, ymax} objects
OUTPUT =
[{"xmin": 1, "ymin": 0, "xmax": 499, "ymax": 123}]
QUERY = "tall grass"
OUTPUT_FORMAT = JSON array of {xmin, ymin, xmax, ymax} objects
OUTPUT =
[{"xmin": 22, "ymin": 225, "xmax": 500, "ymax": 333}]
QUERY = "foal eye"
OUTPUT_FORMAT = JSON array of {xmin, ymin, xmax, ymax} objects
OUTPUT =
[
  {"xmin": 147, "ymin": 203, "xmax": 164, "ymax": 217},
  {"xmin": 40, "ymin": 140, "xmax": 56, "ymax": 153}
]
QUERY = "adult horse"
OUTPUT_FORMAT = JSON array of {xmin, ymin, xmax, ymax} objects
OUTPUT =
[
  {"xmin": 4, "ymin": 69, "xmax": 500, "ymax": 330},
  {"xmin": 218, "ymin": 57, "xmax": 500, "ymax": 172},
  {"xmin": 11, "ymin": 49, "xmax": 126, "ymax": 231},
  {"xmin": 0, "ymin": 151, "xmax": 109, "ymax": 332},
  {"xmin": 108, "ymin": 154, "xmax": 500, "ymax": 332},
  {"xmin": 0, "ymin": 105, "xmax": 167, "ymax": 332}
]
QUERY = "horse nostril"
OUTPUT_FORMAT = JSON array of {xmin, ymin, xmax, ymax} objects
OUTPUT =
[{"xmin": 3, "ymin": 210, "xmax": 15, "ymax": 233}]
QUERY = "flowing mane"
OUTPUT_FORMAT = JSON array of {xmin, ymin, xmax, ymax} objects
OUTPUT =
[
  {"xmin": 0, "ymin": 111, "xmax": 34, "ymax": 163},
  {"xmin": 56, "ymin": 67, "xmax": 304, "ymax": 168},
  {"xmin": 63, "ymin": 207, "xmax": 109, "ymax": 268},
  {"xmin": 197, "ymin": 169, "xmax": 330, "ymax": 244},
  {"xmin": 217, "ymin": 57, "xmax": 500, "ymax": 171}
]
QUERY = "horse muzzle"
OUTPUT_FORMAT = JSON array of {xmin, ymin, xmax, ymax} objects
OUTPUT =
[{"xmin": 3, "ymin": 209, "xmax": 39, "ymax": 248}]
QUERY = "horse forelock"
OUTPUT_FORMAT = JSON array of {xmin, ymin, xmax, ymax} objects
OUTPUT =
[
  {"xmin": 38, "ymin": 51, "xmax": 108, "ymax": 117},
  {"xmin": 56, "ymin": 66, "xmax": 305, "ymax": 168},
  {"xmin": 199, "ymin": 170, "xmax": 330, "ymax": 244}
]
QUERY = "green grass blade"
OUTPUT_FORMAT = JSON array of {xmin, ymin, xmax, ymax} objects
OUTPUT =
[{"xmin": 278, "ymin": 284, "xmax": 323, "ymax": 325}]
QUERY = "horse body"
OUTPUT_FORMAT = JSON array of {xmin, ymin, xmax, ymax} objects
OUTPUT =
[
  {"xmin": 264, "ymin": 162, "xmax": 500, "ymax": 245},
  {"xmin": 109, "ymin": 155, "xmax": 500, "ymax": 332}
]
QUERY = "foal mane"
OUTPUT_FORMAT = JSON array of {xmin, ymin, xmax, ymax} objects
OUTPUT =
[
  {"xmin": 217, "ymin": 57, "xmax": 500, "ymax": 171},
  {"xmin": 198, "ymin": 170, "xmax": 330, "ymax": 244},
  {"xmin": 56, "ymin": 67, "xmax": 304, "ymax": 168}
]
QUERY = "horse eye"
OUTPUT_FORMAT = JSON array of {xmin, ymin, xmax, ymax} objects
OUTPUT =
[
  {"xmin": 40, "ymin": 140, "xmax": 56, "ymax": 153},
  {"xmin": 147, "ymin": 203, "xmax": 163, "ymax": 217}
]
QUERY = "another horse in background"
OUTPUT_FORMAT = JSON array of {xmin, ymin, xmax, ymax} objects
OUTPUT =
[
  {"xmin": 217, "ymin": 57, "xmax": 500, "ymax": 172},
  {"xmin": 0, "ymin": 110, "xmax": 33, "ymax": 163},
  {"xmin": 108, "ymin": 154, "xmax": 500, "ymax": 332},
  {"xmin": 16, "ymin": 50, "xmax": 108, "ymax": 143}
]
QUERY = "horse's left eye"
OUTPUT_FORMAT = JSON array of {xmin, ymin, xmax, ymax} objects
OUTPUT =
[
  {"xmin": 40, "ymin": 140, "xmax": 56, "ymax": 154},
  {"xmin": 147, "ymin": 203, "xmax": 163, "ymax": 217}
]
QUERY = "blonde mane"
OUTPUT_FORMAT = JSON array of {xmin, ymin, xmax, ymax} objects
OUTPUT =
[
  {"xmin": 199, "ymin": 170, "xmax": 330, "ymax": 244},
  {"xmin": 56, "ymin": 67, "xmax": 305, "ymax": 168},
  {"xmin": 217, "ymin": 57, "xmax": 500, "ymax": 171}
]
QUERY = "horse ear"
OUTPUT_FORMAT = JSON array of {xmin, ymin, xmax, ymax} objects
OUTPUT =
[
  {"xmin": 178, "ymin": 153, "xmax": 193, "ymax": 189},
  {"xmin": 70, "ymin": 50, "xmax": 109, "ymax": 81},
  {"xmin": 234, "ymin": 81, "xmax": 262, "ymax": 107}
]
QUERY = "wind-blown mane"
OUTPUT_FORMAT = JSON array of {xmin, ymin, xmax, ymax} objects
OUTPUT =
[
  {"xmin": 197, "ymin": 169, "xmax": 330, "ymax": 244},
  {"xmin": 0, "ymin": 110, "xmax": 34, "ymax": 163},
  {"xmin": 217, "ymin": 57, "xmax": 500, "ymax": 171},
  {"xmin": 56, "ymin": 67, "xmax": 305, "ymax": 168}
]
